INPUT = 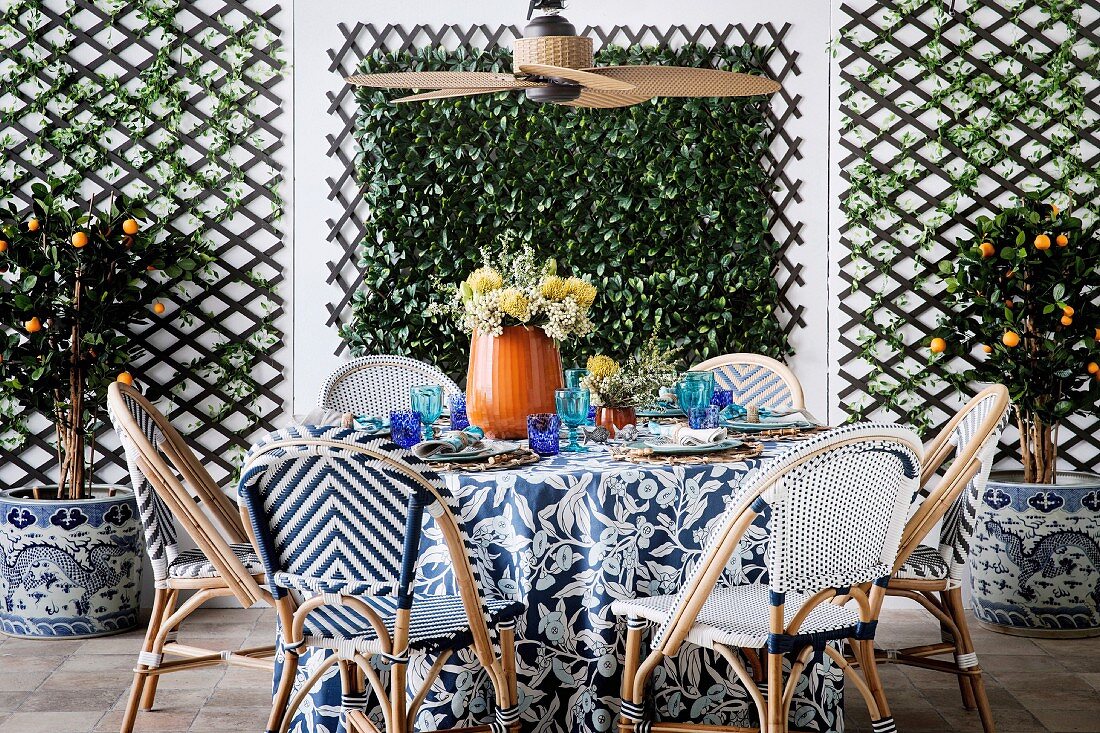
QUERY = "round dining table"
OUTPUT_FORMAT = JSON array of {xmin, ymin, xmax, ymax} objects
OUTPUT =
[{"xmin": 273, "ymin": 441, "xmax": 844, "ymax": 733}]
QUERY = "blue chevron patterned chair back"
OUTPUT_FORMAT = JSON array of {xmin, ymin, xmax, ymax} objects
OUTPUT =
[
  {"xmin": 238, "ymin": 426, "xmax": 446, "ymax": 604},
  {"xmin": 692, "ymin": 353, "xmax": 805, "ymax": 411}
]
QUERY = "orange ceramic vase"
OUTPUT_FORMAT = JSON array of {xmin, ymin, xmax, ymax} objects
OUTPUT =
[
  {"xmin": 596, "ymin": 406, "xmax": 637, "ymax": 434},
  {"xmin": 466, "ymin": 326, "xmax": 564, "ymax": 439}
]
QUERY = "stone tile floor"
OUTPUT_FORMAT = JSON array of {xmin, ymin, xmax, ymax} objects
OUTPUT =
[{"xmin": 0, "ymin": 607, "xmax": 1097, "ymax": 732}]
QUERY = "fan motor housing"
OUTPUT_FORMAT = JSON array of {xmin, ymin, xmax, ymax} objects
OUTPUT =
[{"xmin": 513, "ymin": 35, "xmax": 594, "ymax": 72}]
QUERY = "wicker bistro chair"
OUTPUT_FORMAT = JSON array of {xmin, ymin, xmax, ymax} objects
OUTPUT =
[
  {"xmin": 237, "ymin": 426, "xmax": 524, "ymax": 733},
  {"xmin": 106, "ymin": 382, "xmax": 275, "ymax": 733},
  {"xmin": 611, "ymin": 423, "xmax": 923, "ymax": 733},
  {"xmin": 318, "ymin": 355, "xmax": 462, "ymax": 416},
  {"xmin": 870, "ymin": 384, "xmax": 1010, "ymax": 733},
  {"xmin": 692, "ymin": 353, "xmax": 805, "ymax": 412}
]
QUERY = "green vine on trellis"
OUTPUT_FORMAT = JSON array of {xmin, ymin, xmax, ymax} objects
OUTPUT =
[
  {"xmin": 0, "ymin": 0, "xmax": 284, "ymax": 458},
  {"xmin": 837, "ymin": 0, "xmax": 1100, "ymax": 433}
]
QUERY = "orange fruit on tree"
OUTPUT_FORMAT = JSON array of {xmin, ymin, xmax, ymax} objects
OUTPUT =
[
  {"xmin": 978, "ymin": 242, "xmax": 995, "ymax": 258},
  {"xmin": 1095, "ymin": 327, "xmax": 1100, "ymax": 342},
  {"xmin": 929, "ymin": 337, "xmax": 947, "ymax": 354},
  {"xmin": 0, "ymin": 240, "xmax": 7, "ymax": 253},
  {"xmin": 1057, "ymin": 234, "xmax": 1069, "ymax": 247},
  {"xmin": 116, "ymin": 372, "xmax": 134, "ymax": 386},
  {"xmin": 1089, "ymin": 363, "xmax": 1100, "ymax": 375},
  {"xmin": 27, "ymin": 218, "xmax": 40, "ymax": 231},
  {"xmin": 122, "ymin": 219, "xmax": 139, "ymax": 235},
  {"xmin": 1002, "ymin": 331, "xmax": 1021, "ymax": 348},
  {"xmin": 1064, "ymin": 306, "xmax": 1075, "ymax": 317},
  {"xmin": 1034, "ymin": 234, "xmax": 1051, "ymax": 250},
  {"xmin": 71, "ymin": 231, "xmax": 88, "ymax": 248},
  {"xmin": 152, "ymin": 302, "xmax": 165, "ymax": 315},
  {"xmin": 24, "ymin": 316, "xmax": 42, "ymax": 333},
  {"xmin": 981, "ymin": 344, "xmax": 993, "ymax": 354},
  {"xmin": 1061, "ymin": 315, "xmax": 1073, "ymax": 326}
]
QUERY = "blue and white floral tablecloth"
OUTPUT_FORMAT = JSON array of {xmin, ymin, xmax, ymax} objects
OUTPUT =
[{"xmin": 276, "ymin": 444, "xmax": 844, "ymax": 733}]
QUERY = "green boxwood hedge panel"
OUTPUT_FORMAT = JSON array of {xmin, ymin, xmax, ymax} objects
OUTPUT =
[{"xmin": 344, "ymin": 43, "xmax": 788, "ymax": 379}]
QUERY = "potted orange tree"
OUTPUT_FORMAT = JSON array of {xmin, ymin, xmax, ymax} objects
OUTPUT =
[
  {"xmin": 0, "ymin": 180, "xmax": 208, "ymax": 638},
  {"xmin": 929, "ymin": 197, "xmax": 1100, "ymax": 636}
]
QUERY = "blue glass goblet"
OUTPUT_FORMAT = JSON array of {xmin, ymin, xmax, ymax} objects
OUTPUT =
[
  {"xmin": 448, "ymin": 393, "xmax": 469, "ymax": 431},
  {"xmin": 677, "ymin": 378, "xmax": 711, "ymax": 415},
  {"xmin": 564, "ymin": 368, "xmax": 589, "ymax": 389},
  {"xmin": 555, "ymin": 388, "xmax": 591, "ymax": 453},
  {"xmin": 390, "ymin": 410, "xmax": 422, "ymax": 449},
  {"xmin": 410, "ymin": 385, "xmax": 443, "ymax": 440},
  {"xmin": 679, "ymin": 371, "xmax": 716, "ymax": 406},
  {"xmin": 527, "ymin": 413, "xmax": 561, "ymax": 457}
]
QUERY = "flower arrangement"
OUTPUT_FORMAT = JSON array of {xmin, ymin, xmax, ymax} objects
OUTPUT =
[
  {"xmin": 582, "ymin": 337, "xmax": 680, "ymax": 408},
  {"xmin": 928, "ymin": 197, "xmax": 1100, "ymax": 484},
  {"xmin": 433, "ymin": 236, "xmax": 597, "ymax": 341}
]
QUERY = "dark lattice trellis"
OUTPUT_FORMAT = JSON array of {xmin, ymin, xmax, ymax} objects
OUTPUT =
[
  {"xmin": 0, "ymin": 1, "xmax": 287, "ymax": 486},
  {"xmin": 835, "ymin": 0, "xmax": 1100, "ymax": 470},
  {"xmin": 322, "ymin": 23, "xmax": 804, "ymax": 354}
]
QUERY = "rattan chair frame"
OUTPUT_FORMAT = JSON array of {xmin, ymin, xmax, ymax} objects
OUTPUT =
[
  {"xmin": 692, "ymin": 352, "xmax": 806, "ymax": 411},
  {"xmin": 240, "ymin": 437, "xmax": 519, "ymax": 733},
  {"xmin": 864, "ymin": 384, "xmax": 1010, "ymax": 733},
  {"xmin": 617, "ymin": 428, "xmax": 922, "ymax": 733},
  {"xmin": 317, "ymin": 355, "xmax": 462, "ymax": 414},
  {"xmin": 107, "ymin": 383, "xmax": 275, "ymax": 733}
]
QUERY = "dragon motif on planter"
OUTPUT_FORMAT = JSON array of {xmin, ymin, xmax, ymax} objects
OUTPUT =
[
  {"xmin": 984, "ymin": 520, "xmax": 1100, "ymax": 604},
  {"xmin": 0, "ymin": 535, "xmax": 137, "ymax": 616}
]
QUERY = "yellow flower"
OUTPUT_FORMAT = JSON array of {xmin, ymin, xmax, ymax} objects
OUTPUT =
[
  {"xmin": 499, "ymin": 288, "xmax": 531, "ymax": 321},
  {"xmin": 467, "ymin": 266, "xmax": 502, "ymax": 294},
  {"xmin": 564, "ymin": 277, "xmax": 597, "ymax": 309},
  {"xmin": 587, "ymin": 355, "xmax": 619, "ymax": 379},
  {"xmin": 539, "ymin": 275, "xmax": 569, "ymax": 301}
]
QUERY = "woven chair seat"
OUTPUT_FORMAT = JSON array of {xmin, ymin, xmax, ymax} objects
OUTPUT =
[
  {"xmin": 893, "ymin": 544, "xmax": 949, "ymax": 582},
  {"xmin": 611, "ymin": 585, "xmax": 861, "ymax": 650},
  {"xmin": 167, "ymin": 544, "xmax": 265, "ymax": 580},
  {"xmin": 302, "ymin": 594, "xmax": 524, "ymax": 656}
]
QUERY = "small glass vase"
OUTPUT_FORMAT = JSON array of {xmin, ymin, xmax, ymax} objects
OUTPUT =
[{"xmin": 527, "ymin": 413, "xmax": 561, "ymax": 457}]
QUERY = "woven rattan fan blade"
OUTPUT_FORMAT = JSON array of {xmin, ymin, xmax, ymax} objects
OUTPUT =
[
  {"xmin": 583, "ymin": 66, "xmax": 781, "ymax": 97},
  {"xmin": 516, "ymin": 64, "xmax": 635, "ymax": 91},
  {"xmin": 394, "ymin": 88, "xmax": 518, "ymax": 103},
  {"xmin": 556, "ymin": 88, "xmax": 653, "ymax": 108},
  {"xmin": 346, "ymin": 71, "xmax": 544, "ymax": 89}
]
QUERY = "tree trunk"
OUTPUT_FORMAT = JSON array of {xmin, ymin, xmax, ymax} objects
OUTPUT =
[{"xmin": 1017, "ymin": 409, "xmax": 1057, "ymax": 485}]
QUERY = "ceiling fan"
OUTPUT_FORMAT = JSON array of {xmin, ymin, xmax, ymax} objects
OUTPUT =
[{"xmin": 345, "ymin": 0, "xmax": 781, "ymax": 108}]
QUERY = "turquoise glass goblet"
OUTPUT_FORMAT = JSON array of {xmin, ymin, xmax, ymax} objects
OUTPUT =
[
  {"xmin": 555, "ymin": 388, "xmax": 591, "ymax": 453},
  {"xmin": 410, "ymin": 385, "xmax": 443, "ymax": 440},
  {"xmin": 564, "ymin": 368, "xmax": 589, "ymax": 389}
]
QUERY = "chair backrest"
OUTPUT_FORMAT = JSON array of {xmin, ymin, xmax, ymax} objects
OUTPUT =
[
  {"xmin": 692, "ymin": 352, "xmax": 805, "ymax": 411},
  {"xmin": 899, "ymin": 384, "xmax": 1010, "ymax": 583},
  {"xmin": 237, "ymin": 426, "xmax": 498, "ymax": 660},
  {"xmin": 653, "ymin": 423, "xmax": 921, "ymax": 650},
  {"xmin": 318, "ymin": 355, "xmax": 461, "ymax": 415},
  {"xmin": 106, "ymin": 382, "xmax": 267, "ymax": 607}
]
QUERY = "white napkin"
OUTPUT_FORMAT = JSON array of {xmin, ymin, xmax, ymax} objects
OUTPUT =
[
  {"xmin": 412, "ymin": 429, "xmax": 484, "ymax": 460},
  {"xmin": 649, "ymin": 424, "xmax": 728, "ymax": 446}
]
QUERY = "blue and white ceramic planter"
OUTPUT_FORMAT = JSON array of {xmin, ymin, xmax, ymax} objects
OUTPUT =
[
  {"xmin": 0, "ymin": 486, "xmax": 142, "ymax": 638},
  {"xmin": 971, "ymin": 471, "xmax": 1100, "ymax": 638}
]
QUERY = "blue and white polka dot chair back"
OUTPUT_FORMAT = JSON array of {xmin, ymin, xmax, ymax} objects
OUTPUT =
[
  {"xmin": 931, "ymin": 388, "xmax": 1011, "ymax": 585},
  {"xmin": 318, "ymin": 355, "xmax": 461, "ymax": 416},
  {"xmin": 653, "ymin": 423, "xmax": 922, "ymax": 646},
  {"xmin": 237, "ymin": 426, "xmax": 495, "ymax": 629},
  {"xmin": 692, "ymin": 353, "xmax": 805, "ymax": 411}
]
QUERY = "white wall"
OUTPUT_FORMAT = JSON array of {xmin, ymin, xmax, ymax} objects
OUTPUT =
[{"xmin": 290, "ymin": 0, "xmax": 835, "ymax": 422}]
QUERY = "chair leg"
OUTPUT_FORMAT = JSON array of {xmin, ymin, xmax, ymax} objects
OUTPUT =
[
  {"xmin": 266, "ymin": 646, "xmax": 300, "ymax": 733},
  {"xmin": 389, "ymin": 660, "xmax": 408, "ymax": 733},
  {"xmin": 137, "ymin": 589, "xmax": 177, "ymax": 712},
  {"xmin": 945, "ymin": 587, "xmax": 995, "ymax": 733},
  {"xmin": 618, "ymin": 621, "xmax": 646, "ymax": 733},
  {"xmin": 855, "ymin": 639, "xmax": 895, "ymax": 732},
  {"xmin": 500, "ymin": 624, "xmax": 520, "ymax": 733},
  {"xmin": 120, "ymin": 587, "xmax": 169, "ymax": 733},
  {"xmin": 767, "ymin": 650, "xmax": 786, "ymax": 732}
]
